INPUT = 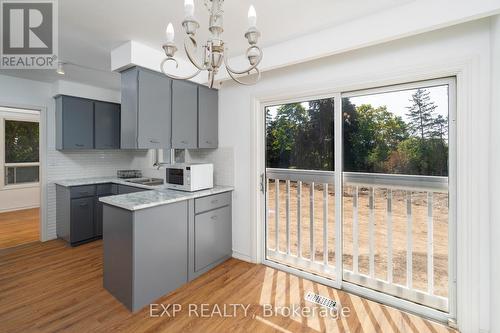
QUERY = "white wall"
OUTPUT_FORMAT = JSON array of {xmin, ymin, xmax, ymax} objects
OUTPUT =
[
  {"xmin": 219, "ymin": 19, "xmax": 492, "ymax": 331},
  {"xmin": 489, "ymin": 15, "xmax": 500, "ymax": 333}
]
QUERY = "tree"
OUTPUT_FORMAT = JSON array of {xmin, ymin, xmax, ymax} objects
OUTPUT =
[
  {"xmin": 344, "ymin": 103, "xmax": 408, "ymax": 173},
  {"xmin": 406, "ymin": 88, "xmax": 437, "ymax": 140}
]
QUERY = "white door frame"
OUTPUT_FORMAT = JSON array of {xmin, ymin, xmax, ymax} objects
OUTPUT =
[
  {"xmin": 0, "ymin": 102, "xmax": 48, "ymax": 243},
  {"xmin": 250, "ymin": 57, "xmax": 480, "ymax": 331}
]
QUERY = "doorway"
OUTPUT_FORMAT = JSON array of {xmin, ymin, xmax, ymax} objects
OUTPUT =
[
  {"xmin": 0, "ymin": 107, "xmax": 41, "ymax": 249},
  {"xmin": 261, "ymin": 78, "xmax": 456, "ymax": 321}
]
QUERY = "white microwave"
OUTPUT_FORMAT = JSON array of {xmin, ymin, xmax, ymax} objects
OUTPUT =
[{"xmin": 165, "ymin": 163, "xmax": 213, "ymax": 192}]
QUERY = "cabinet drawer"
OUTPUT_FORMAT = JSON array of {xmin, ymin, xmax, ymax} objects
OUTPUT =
[
  {"xmin": 194, "ymin": 206, "xmax": 231, "ymax": 272},
  {"xmin": 96, "ymin": 183, "xmax": 117, "ymax": 195},
  {"xmin": 70, "ymin": 185, "xmax": 96, "ymax": 198},
  {"xmin": 118, "ymin": 185, "xmax": 147, "ymax": 194},
  {"xmin": 195, "ymin": 192, "xmax": 231, "ymax": 214}
]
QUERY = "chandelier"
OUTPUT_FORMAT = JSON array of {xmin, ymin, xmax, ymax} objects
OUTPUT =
[{"xmin": 160, "ymin": 0, "xmax": 263, "ymax": 88}]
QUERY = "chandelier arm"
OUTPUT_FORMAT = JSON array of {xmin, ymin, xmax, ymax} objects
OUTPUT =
[
  {"xmin": 160, "ymin": 58, "xmax": 202, "ymax": 80},
  {"xmin": 184, "ymin": 36, "xmax": 207, "ymax": 71},
  {"xmin": 224, "ymin": 46, "xmax": 263, "ymax": 75},
  {"xmin": 224, "ymin": 67, "xmax": 261, "ymax": 86},
  {"xmin": 208, "ymin": 71, "xmax": 215, "ymax": 89}
]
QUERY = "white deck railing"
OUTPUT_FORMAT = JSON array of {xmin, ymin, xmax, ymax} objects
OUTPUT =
[{"xmin": 265, "ymin": 168, "xmax": 448, "ymax": 312}]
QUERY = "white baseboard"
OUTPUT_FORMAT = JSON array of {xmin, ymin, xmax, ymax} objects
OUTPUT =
[
  {"xmin": 0, "ymin": 205, "xmax": 40, "ymax": 213},
  {"xmin": 232, "ymin": 250, "xmax": 255, "ymax": 263}
]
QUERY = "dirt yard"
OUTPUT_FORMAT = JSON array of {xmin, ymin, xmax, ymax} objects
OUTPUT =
[{"xmin": 266, "ymin": 180, "xmax": 449, "ymax": 298}]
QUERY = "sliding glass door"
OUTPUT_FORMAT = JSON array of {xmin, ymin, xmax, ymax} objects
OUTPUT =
[
  {"xmin": 341, "ymin": 78, "xmax": 455, "ymax": 314},
  {"xmin": 262, "ymin": 78, "xmax": 456, "ymax": 317}
]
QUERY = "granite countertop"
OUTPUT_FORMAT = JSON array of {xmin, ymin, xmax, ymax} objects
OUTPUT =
[
  {"xmin": 99, "ymin": 186, "xmax": 233, "ymax": 211},
  {"xmin": 54, "ymin": 177, "xmax": 164, "ymax": 190},
  {"xmin": 54, "ymin": 176, "xmax": 233, "ymax": 211}
]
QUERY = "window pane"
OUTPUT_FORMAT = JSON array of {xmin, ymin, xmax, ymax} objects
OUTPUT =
[
  {"xmin": 5, "ymin": 166, "xmax": 39, "ymax": 185},
  {"xmin": 343, "ymin": 85, "xmax": 448, "ymax": 176},
  {"xmin": 5, "ymin": 120, "xmax": 39, "ymax": 163},
  {"xmin": 265, "ymin": 98, "xmax": 334, "ymax": 171},
  {"xmin": 342, "ymin": 84, "xmax": 451, "ymax": 312}
]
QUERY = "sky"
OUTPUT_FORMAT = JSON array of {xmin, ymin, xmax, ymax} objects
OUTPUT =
[{"xmin": 266, "ymin": 85, "xmax": 449, "ymax": 123}]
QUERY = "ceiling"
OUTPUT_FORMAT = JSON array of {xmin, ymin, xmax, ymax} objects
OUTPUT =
[{"xmin": 0, "ymin": 0, "xmax": 408, "ymax": 90}]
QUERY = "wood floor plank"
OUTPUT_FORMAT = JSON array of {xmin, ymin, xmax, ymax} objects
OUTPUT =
[
  {"xmin": 0, "ymin": 240, "xmax": 457, "ymax": 333},
  {"xmin": 0, "ymin": 208, "xmax": 39, "ymax": 249}
]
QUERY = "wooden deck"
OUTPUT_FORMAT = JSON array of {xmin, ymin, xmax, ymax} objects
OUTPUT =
[
  {"xmin": 0, "ymin": 240, "xmax": 457, "ymax": 332},
  {"xmin": 0, "ymin": 208, "xmax": 39, "ymax": 249}
]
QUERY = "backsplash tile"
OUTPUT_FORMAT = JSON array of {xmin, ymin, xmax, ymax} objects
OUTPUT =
[{"xmin": 185, "ymin": 147, "xmax": 234, "ymax": 186}]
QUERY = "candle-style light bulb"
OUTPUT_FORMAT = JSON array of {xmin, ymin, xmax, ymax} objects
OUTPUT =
[
  {"xmin": 166, "ymin": 23, "xmax": 175, "ymax": 43},
  {"xmin": 248, "ymin": 5, "xmax": 257, "ymax": 27},
  {"xmin": 184, "ymin": 0, "xmax": 195, "ymax": 18}
]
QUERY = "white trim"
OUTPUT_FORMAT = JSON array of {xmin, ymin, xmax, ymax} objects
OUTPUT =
[
  {"xmin": 232, "ymin": 250, "xmax": 255, "ymax": 263},
  {"xmin": 0, "ymin": 204, "xmax": 40, "ymax": 213},
  {"xmin": 251, "ymin": 58, "xmax": 475, "ymax": 331},
  {"xmin": 0, "ymin": 101, "xmax": 48, "ymax": 243}
]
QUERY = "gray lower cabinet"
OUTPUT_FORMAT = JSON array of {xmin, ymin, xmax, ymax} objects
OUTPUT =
[
  {"xmin": 117, "ymin": 184, "xmax": 147, "ymax": 194},
  {"xmin": 102, "ymin": 190, "xmax": 232, "ymax": 312},
  {"xmin": 71, "ymin": 197, "xmax": 95, "ymax": 243},
  {"xmin": 188, "ymin": 192, "xmax": 232, "ymax": 280},
  {"xmin": 121, "ymin": 66, "xmax": 172, "ymax": 149},
  {"xmin": 171, "ymin": 80, "xmax": 198, "ymax": 149},
  {"xmin": 56, "ymin": 183, "xmax": 145, "ymax": 245},
  {"xmin": 95, "ymin": 101, "xmax": 121, "ymax": 149},
  {"xmin": 103, "ymin": 201, "xmax": 188, "ymax": 312},
  {"xmin": 194, "ymin": 206, "xmax": 231, "ymax": 272},
  {"xmin": 198, "ymin": 85, "xmax": 218, "ymax": 148}
]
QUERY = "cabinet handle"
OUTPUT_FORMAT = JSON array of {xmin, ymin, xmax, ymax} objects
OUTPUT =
[
  {"xmin": 181, "ymin": 140, "xmax": 188, "ymax": 144},
  {"xmin": 206, "ymin": 141, "xmax": 212, "ymax": 144},
  {"xmin": 150, "ymin": 139, "xmax": 159, "ymax": 144},
  {"xmin": 80, "ymin": 203, "xmax": 89, "ymax": 208},
  {"xmin": 210, "ymin": 215, "xmax": 218, "ymax": 220},
  {"xmin": 75, "ymin": 144, "xmax": 84, "ymax": 147},
  {"xmin": 211, "ymin": 199, "xmax": 218, "ymax": 204},
  {"xmin": 79, "ymin": 192, "xmax": 90, "ymax": 196}
]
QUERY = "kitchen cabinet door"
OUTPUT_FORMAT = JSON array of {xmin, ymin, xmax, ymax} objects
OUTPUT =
[
  {"xmin": 172, "ymin": 80, "xmax": 198, "ymax": 149},
  {"xmin": 57, "ymin": 96, "xmax": 94, "ymax": 149},
  {"xmin": 137, "ymin": 69, "xmax": 172, "ymax": 149},
  {"xmin": 198, "ymin": 85, "xmax": 218, "ymax": 148},
  {"xmin": 194, "ymin": 206, "xmax": 231, "ymax": 272},
  {"xmin": 71, "ymin": 197, "xmax": 95, "ymax": 243},
  {"xmin": 95, "ymin": 101, "xmax": 120, "ymax": 149}
]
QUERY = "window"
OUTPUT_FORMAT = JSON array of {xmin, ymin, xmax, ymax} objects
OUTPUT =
[{"xmin": 4, "ymin": 119, "xmax": 39, "ymax": 185}]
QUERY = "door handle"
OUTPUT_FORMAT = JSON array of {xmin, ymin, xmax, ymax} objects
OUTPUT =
[{"xmin": 260, "ymin": 173, "xmax": 265, "ymax": 194}]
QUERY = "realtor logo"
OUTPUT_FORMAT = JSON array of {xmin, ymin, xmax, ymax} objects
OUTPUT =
[{"xmin": 1, "ymin": 0, "xmax": 58, "ymax": 69}]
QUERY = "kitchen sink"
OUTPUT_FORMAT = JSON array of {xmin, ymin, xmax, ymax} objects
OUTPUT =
[{"xmin": 124, "ymin": 178, "xmax": 164, "ymax": 186}]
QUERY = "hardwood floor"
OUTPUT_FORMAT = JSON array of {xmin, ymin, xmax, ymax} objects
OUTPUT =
[
  {"xmin": 0, "ymin": 208, "xmax": 39, "ymax": 249},
  {"xmin": 0, "ymin": 240, "xmax": 457, "ymax": 333}
]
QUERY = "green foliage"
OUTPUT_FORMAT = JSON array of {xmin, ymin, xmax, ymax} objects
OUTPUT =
[
  {"xmin": 5, "ymin": 120, "xmax": 39, "ymax": 163},
  {"xmin": 266, "ymin": 88, "xmax": 448, "ymax": 176},
  {"xmin": 266, "ymin": 99, "xmax": 334, "ymax": 171}
]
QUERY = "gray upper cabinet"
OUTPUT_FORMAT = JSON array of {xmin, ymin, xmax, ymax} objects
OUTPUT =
[
  {"xmin": 198, "ymin": 85, "xmax": 218, "ymax": 148},
  {"xmin": 171, "ymin": 80, "xmax": 198, "ymax": 149},
  {"xmin": 121, "ymin": 67, "xmax": 172, "ymax": 149},
  {"xmin": 95, "ymin": 101, "xmax": 121, "ymax": 149},
  {"xmin": 56, "ymin": 96, "xmax": 94, "ymax": 149},
  {"xmin": 56, "ymin": 95, "xmax": 121, "ymax": 150}
]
